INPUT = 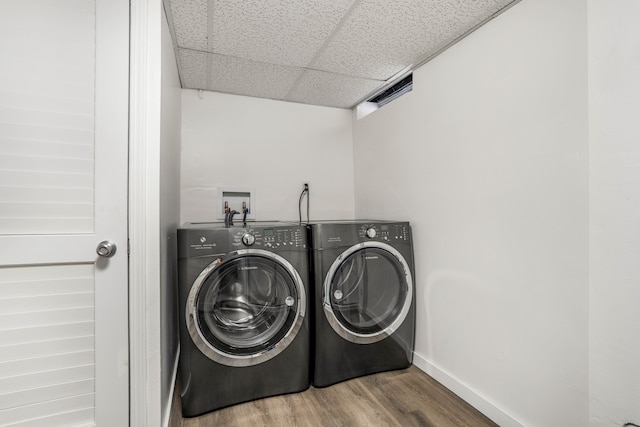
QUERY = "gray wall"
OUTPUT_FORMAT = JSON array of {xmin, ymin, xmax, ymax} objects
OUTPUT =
[
  {"xmin": 353, "ymin": 0, "xmax": 588, "ymax": 425},
  {"xmin": 588, "ymin": 0, "xmax": 640, "ymax": 425}
]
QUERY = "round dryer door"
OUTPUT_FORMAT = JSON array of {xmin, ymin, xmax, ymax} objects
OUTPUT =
[
  {"xmin": 323, "ymin": 241, "xmax": 413, "ymax": 344},
  {"xmin": 186, "ymin": 249, "xmax": 306, "ymax": 367}
]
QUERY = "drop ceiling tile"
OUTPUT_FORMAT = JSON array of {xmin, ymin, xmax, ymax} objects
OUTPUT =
[
  {"xmin": 178, "ymin": 49, "xmax": 208, "ymax": 89},
  {"xmin": 168, "ymin": 0, "xmax": 208, "ymax": 51},
  {"xmin": 286, "ymin": 70, "xmax": 385, "ymax": 109},
  {"xmin": 210, "ymin": 0, "xmax": 354, "ymax": 67},
  {"xmin": 207, "ymin": 54, "xmax": 305, "ymax": 101},
  {"xmin": 312, "ymin": 0, "xmax": 515, "ymax": 80},
  {"xmin": 168, "ymin": 0, "xmax": 518, "ymax": 108}
]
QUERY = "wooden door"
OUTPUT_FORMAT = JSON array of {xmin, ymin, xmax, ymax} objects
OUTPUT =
[{"xmin": 0, "ymin": 1, "xmax": 129, "ymax": 425}]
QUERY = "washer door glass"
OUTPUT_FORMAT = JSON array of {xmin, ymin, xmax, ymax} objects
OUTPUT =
[
  {"xmin": 188, "ymin": 250, "xmax": 305, "ymax": 366},
  {"xmin": 324, "ymin": 243, "xmax": 412, "ymax": 344}
]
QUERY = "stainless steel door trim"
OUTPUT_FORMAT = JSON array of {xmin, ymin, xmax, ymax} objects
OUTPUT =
[
  {"xmin": 323, "ymin": 241, "xmax": 413, "ymax": 345},
  {"xmin": 186, "ymin": 249, "xmax": 306, "ymax": 367}
]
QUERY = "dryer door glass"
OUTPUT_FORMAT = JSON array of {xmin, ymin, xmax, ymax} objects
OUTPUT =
[
  {"xmin": 195, "ymin": 254, "xmax": 299, "ymax": 358},
  {"xmin": 329, "ymin": 247, "xmax": 408, "ymax": 336}
]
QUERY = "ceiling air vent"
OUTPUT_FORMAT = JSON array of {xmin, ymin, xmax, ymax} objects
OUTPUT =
[{"xmin": 356, "ymin": 73, "xmax": 413, "ymax": 119}]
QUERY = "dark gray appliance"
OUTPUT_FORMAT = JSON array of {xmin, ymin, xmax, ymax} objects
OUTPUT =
[
  {"xmin": 308, "ymin": 220, "xmax": 415, "ymax": 387},
  {"xmin": 177, "ymin": 222, "xmax": 309, "ymax": 417}
]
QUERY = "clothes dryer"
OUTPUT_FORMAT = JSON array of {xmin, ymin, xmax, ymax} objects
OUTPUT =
[
  {"xmin": 308, "ymin": 220, "xmax": 415, "ymax": 387},
  {"xmin": 177, "ymin": 222, "xmax": 309, "ymax": 416}
]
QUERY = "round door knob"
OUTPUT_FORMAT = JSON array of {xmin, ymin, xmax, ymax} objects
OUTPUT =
[
  {"xmin": 365, "ymin": 228, "xmax": 377, "ymax": 238},
  {"xmin": 96, "ymin": 240, "xmax": 117, "ymax": 258},
  {"xmin": 241, "ymin": 233, "xmax": 255, "ymax": 246}
]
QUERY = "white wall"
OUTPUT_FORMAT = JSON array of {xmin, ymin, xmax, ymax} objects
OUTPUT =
[
  {"xmin": 353, "ymin": 0, "xmax": 588, "ymax": 425},
  {"xmin": 160, "ymin": 7, "xmax": 181, "ymax": 427},
  {"xmin": 588, "ymin": 1, "xmax": 640, "ymax": 425},
  {"xmin": 180, "ymin": 90, "xmax": 355, "ymax": 224}
]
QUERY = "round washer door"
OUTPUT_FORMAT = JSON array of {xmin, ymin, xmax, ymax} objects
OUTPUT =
[
  {"xmin": 186, "ymin": 249, "xmax": 306, "ymax": 367},
  {"xmin": 323, "ymin": 241, "xmax": 413, "ymax": 344}
]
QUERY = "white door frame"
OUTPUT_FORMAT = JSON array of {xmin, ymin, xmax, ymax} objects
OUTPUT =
[{"xmin": 129, "ymin": 0, "xmax": 164, "ymax": 426}]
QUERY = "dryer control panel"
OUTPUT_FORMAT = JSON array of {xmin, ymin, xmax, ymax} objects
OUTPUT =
[
  {"xmin": 358, "ymin": 223, "xmax": 410, "ymax": 243},
  {"xmin": 231, "ymin": 227, "xmax": 306, "ymax": 250}
]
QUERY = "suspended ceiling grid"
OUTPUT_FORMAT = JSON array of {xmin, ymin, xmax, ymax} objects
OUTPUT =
[{"xmin": 165, "ymin": 0, "xmax": 520, "ymax": 109}]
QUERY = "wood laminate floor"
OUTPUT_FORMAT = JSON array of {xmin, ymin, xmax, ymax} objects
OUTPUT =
[{"xmin": 170, "ymin": 366, "xmax": 497, "ymax": 427}]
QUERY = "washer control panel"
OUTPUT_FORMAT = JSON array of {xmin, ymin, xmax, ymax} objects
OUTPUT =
[{"xmin": 232, "ymin": 227, "xmax": 306, "ymax": 249}]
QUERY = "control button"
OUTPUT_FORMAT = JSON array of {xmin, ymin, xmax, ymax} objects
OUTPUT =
[
  {"xmin": 241, "ymin": 233, "xmax": 255, "ymax": 246},
  {"xmin": 365, "ymin": 227, "xmax": 377, "ymax": 238}
]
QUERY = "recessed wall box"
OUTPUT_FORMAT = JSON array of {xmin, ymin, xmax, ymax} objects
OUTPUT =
[{"xmin": 217, "ymin": 187, "xmax": 256, "ymax": 221}]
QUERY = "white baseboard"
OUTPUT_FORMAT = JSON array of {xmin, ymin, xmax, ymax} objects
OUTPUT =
[
  {"xmin": 162, "ymin": 349, "xmax": 180, "ymax": 427},
  {"xmin": 412, "ymin": 352, "xmax": 524, "ymax": 427}
]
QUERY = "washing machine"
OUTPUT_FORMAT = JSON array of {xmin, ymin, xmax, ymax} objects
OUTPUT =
[
  {"xmin": 308, "ymin": 220, "xmax": 415, "ymax": 387},
  {"xmin": 177, "ymin": 222, "xmax": 310, "ymax": 417}
]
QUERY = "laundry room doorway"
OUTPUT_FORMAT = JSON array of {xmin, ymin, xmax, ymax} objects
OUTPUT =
[{"xmin": 0, "ymin": 1, "xmax": 129, "ymax": 425}]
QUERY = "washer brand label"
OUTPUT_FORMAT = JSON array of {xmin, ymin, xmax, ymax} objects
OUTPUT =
[
  {"xmin": 241, "ymin": 266, "xmax": 258, "ymax": 271},
  {"xmin": 327, "ymin": 236, "xmax": 342, "ymax": 242},
  {"xmin": 190, "ymin": 243, "xmax": 216, "ymax": 250},
  {"xmin": 365, "ymin": 256, "xmax": 379, "ymax": 260}
]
